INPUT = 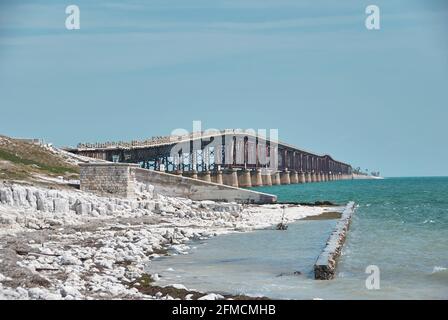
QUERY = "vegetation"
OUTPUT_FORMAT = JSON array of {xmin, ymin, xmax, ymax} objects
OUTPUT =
[
  {"xmin": 0, "ymin": 135, "xmax": 79, "ymax": 182},
  {"xmin": 0, "ymin": 149, "xmax": 78, "ymax": 175}
]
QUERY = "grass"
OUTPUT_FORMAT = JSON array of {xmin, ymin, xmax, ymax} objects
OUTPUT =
[
  {"xmin": 0, "ymin": 135, "xmax": 79, "ymax": 182},
  {"xmin": 0, "ymin": 149, "xmax": 78, "ymax": 175}
]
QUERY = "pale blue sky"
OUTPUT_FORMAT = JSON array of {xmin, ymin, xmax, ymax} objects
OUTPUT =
[{"xmin": 0, "ymin": 0, "xmax": 447, "ymax": 177}]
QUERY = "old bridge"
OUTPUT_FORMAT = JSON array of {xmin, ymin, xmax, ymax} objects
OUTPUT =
[{"xmin": 67, "ymin": 130, "xmax": 353, "ymax": 188}]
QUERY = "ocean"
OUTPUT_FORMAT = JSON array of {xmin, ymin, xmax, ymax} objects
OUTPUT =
[{"xmin": 147, "ymin": 177, "xmax": 448, "ymax": 299}]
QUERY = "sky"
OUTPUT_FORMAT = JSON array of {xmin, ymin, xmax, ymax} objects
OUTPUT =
[{"xmin": 0, "ymin": 0, "xmax": 447, "ymax": 177}]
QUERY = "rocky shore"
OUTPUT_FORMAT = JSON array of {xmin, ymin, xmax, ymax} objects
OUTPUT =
[{"xmin": 0, "ymin": 182, "xmax": 332, "ymax": 300}]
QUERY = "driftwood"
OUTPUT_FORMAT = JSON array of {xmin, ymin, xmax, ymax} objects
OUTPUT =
[
  {"xmin": 35, "ymin": 267, "xmax": 59, "ymax": 272},
  {"xmin": 15, "ymin": 250, "xmax": 60, "ymax": 257}
]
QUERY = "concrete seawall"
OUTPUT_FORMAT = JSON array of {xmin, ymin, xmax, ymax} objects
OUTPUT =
[
  {"xmin": 314, "ymin": 201, "xmax": 356, "ymax": 280},
  {"xmin": 133, "ymin": 167, "xmax": 277, "ymax": 204},
  {"xmin": 80, "ymin": 163, "xmax": 277, "ymax": 204}
]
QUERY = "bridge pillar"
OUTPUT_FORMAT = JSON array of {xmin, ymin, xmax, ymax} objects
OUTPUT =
[
  {"xmin": 290, "ymin": 171, "xmax": 299, "ymax": 184},
  {"xmin": 223, "ymin": 168, "xmax": 239, "ymax": 188},
  {"xmin": 311, "ymin": 172, "xmax": 317, "ymax": 183},
  {"xmin": 238, "ymin": 169, "xmax": 252, "ymax": 188},
  {"xmin": 272, "ymin": 171, "xmax": 281, "ymax": 185},
  {"xmin": 199, "ymin": 171, "xmax": 211, "ymax": 183},
  {"xmin": 299, "ymin": 172, "xmax": 306, "ymax": 184},
  {"xmin": 212, "ymin": 170, "xmax": 223, "ymax": 185},
  {"xmin": 316, "ymin": 172, "xmax": 321, "ymax": 182},
  {"xmin": 320, "ymin": 172, "xmax": 324, "ymax": 182},
  {"xmin": 262, "ymin": 170, "xmax": 272, "ymax": 186},
  {"xmin": 280, "ymin": 170, "xmax": 291, "ymax": 185},
  {"xmin": 306, "ymin": 172, "xmax": 312, "ymax": 183},
  {"xmin": 184, "ymin": 170, "xmax": 198, "ymax": 180},
  {"xmin": 251, "ymin": 169, "xmax": 263, "ymax": 187}
]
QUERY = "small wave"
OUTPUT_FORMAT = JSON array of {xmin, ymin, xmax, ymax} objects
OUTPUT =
[
  {"xmin": 429, "ymin": 266, "xmax": 448, "ymax": 280},
  {"xmin": 432, "ymin": 266, "xmax": 447, "ymax": 274},
  {"xmin": 423, "ymin": 219, "xmax": 435, "ymax": 224}
]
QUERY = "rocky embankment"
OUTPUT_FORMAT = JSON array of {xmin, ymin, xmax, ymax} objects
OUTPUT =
[{"xmin": 0, "ymin": 182, "xmax": 330, "ymax": 300}]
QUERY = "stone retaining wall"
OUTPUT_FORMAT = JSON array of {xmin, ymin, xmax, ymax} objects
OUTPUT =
[{"xmin": 79, "ymin": 163, "xmax": 138, "ymax": 198}]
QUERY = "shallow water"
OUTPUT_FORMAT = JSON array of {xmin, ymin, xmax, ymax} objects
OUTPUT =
[{"xmin": 148, "ymin": 177, "xmax": 448, "ymax": 299}]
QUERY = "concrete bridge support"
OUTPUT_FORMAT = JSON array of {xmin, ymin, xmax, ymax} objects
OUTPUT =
[
  {"xmin": 280, "ymin": 170, "xmax": 291, "ymax": 185},
  {"xmin": 212, "ymin": 170, "xmax": 223, "ymax": 184},
  {"xmin": 299, "ymin": 172, "xmax": 306, "ymax": 184},
  {"xmin": 251, "ymin": 169, "xmax": 263, "ymax": 187},
  {"xmin": 306, "ymin": 172, "xmax": 312, "ymax": 183},
  {"xmin": 262, "ymin": 171, "xmax": 272, "ymax": 186},
  {"xmin": 183, "ymin": 170, "xmax": 198, "ymax": 180},
  {"xmin": 238, "ymin": 169, "xmax": 252, "ymax": 188},
  {"xmin": 223, "ymin": 168, "xmax": 239, "ymax": 187},
  {"xmin": 199, "ymin": 171, "xmax": 211, "ymax": 183},
  {"xmin": 272, "ymin": 171, "xmax": 281, "ymax": 185},
  {"xmin": 311, "ymin": 172, "xmax": 317, "ymax": 183},
  {"xmin": 290, "ymin": 171, "xmax": 299, "ymax": 184}
]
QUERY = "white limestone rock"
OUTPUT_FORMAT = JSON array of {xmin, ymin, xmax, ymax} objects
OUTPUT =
[
  {"xmin": 60, "ymin": 253, "xmax": 82, "ymax": 266},
  {"xmin": 53, "ymin": 198, "xmax": 69, "ymax": 213},
  {"xmin": 12, "ymin": 186, "xmax": 29, "ymax": 207},
  {"xmin": 75, "ymin": 202, "xmax": 91, "ymax": 215},
  {"xmin": 0, "ymin": 187, "xmax": 13, "ymax": 205},
  {"xmin": 198, "ymin": 293, "xmax": 224, "ymax": 300}
]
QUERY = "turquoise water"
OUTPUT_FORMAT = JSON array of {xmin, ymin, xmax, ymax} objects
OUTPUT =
[{"xmin": 148, "ymin": 177, "xmax": 448, "ymax": 299}]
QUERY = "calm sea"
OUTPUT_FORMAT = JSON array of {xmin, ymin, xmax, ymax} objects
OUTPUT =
[{"xmin": 148, "ymin": 177, "xmax": 448, "ymax": 299}]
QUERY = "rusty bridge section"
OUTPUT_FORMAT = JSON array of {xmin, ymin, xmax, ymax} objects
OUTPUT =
[{"xmin": 66, "ymin": 130, "xmax": 353, "ymax": 188}]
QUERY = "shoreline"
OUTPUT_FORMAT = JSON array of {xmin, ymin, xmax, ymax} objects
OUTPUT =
[{"xmin": 0, "ymin": 182, "xmax": 337, "ymax": 300}]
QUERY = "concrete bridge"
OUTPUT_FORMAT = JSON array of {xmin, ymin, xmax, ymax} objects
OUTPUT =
[{"xmin": 67, "ymin": 130, "xmax": 353, "ymax": 188}]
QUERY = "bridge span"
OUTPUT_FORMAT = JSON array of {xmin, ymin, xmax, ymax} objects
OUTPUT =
[{"xmin": 66, "ymin": 130, "xmax": 353, "ymax": 188}]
